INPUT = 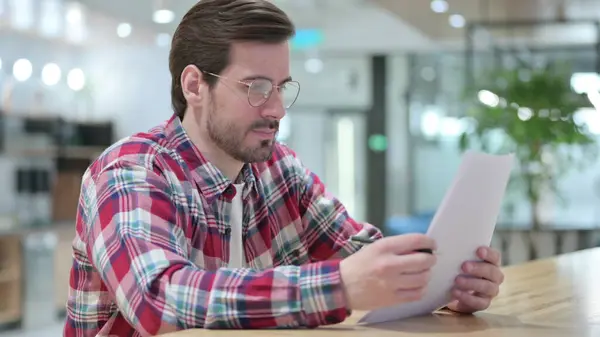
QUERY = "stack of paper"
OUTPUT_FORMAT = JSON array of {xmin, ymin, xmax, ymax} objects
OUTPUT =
[{"xmin": 359, "ymin": 150, "xmax": 514, "ymax": 324}]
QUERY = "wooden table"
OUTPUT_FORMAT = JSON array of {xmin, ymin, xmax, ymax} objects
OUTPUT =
[{"xmin": 162, "ymin": 248, "xmax": 600, "ymax": 336}]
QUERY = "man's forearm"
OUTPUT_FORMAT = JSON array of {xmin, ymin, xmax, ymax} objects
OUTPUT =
[{"xmin": 113, "ymin": 258, "xmax": 350, "ymax": 333}]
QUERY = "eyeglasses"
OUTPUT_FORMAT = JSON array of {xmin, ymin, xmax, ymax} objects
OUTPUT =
[{"xmin": 202, "ymin": 71, "xmax": 300, "ymax": 109}]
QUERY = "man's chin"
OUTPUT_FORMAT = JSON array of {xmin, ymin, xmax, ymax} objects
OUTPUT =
[
  {"xmin": 245, "ymin": 141, "xmax": 275, "ymax": 163},
  {"xmin": 258, "ymin": 145, "xmax": 276, "ymax": 160},
  {"xmin": 234, "ymin": 141, "xmax": 275, "ymax": 163}
]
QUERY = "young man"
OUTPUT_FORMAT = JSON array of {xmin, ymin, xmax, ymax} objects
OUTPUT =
[{"xmin": 64, "ymin": 0, "xmax": 505, "ymax": 336}]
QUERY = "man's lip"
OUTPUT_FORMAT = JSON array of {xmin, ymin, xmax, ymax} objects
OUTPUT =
[{"xmin": 252, "ymin": 128, "xmax": 277, "ymax": 134}]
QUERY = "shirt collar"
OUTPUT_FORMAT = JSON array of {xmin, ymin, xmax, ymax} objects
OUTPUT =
[{"xmin": 162, "ymin": 114, "xmax": 257, "ymax": 203}]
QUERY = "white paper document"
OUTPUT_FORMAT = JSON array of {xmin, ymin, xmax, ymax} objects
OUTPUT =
[{"xmin": 359, "ymin": 150, "xmax": 514, "ymax": 325}]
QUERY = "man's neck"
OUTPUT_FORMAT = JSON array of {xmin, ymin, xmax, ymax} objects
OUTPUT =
[{"xmin": 180, "ymin": 113, "xmax": 244, "ymax": 182}]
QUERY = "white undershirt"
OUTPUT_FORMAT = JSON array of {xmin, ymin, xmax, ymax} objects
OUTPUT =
[{"xmin": 228, "ymin": 183, "xmax": 245, "ymax": 268}]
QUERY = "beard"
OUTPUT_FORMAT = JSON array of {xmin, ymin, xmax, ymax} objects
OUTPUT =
[{"xmin": 206, "ymin": 98, "xmax": 279, "ymax": 163}]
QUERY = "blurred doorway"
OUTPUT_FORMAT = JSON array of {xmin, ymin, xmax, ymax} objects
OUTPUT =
[
  {"xmin": 324, "ymin": 109, "xmax": 366, "ymax": 223},
  {"xmin": 286, "ymin": 108, "xmax": 367, "ymax": 222}
]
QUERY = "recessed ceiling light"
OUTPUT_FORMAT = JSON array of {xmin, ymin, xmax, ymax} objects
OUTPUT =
[
  {"xmin": 64, "ymin": 2, "xmax": 86, "ymax": 43},
  {"xmin": 13, "ymin": 58, "xmax": 33, "ymax": 82},
  {"xmin": 117, "ymin": 23, "xmax": 132, "ymax": 38},
  {"xmin": 67, "ymin": 68, "xmax": 85, "ymax": 91},
  {"xmin": 449, "ymin": 14, "xmax": 466, "ymax": 28},
  {"xmin": 65, "ymin": 3, "xmax": 82, "ymax": 24},
  {"xmin": 430, "ymin": 0, "xmax": 448, "ymax": 13},
  {"xmin": 41, "ymin": 63, "xmax": 61, "ymax": 86},
  {"xmin": 153, "ymin": 9, "xmax": 174, "ymax": 24}
]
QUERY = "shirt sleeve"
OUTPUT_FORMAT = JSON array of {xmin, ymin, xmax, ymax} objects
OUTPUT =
[
  {"xmin": 295, "ymin": 157, "xmax": 384, "ymax": 262},
  {"xmin": 80, "ymin": 161, "xmax": 349, "ymax": 335}
]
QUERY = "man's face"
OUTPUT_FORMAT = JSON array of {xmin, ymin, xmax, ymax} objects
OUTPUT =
[{"xmin": 204, "ymin": 42, "xmax": 291, "ymax": 163}]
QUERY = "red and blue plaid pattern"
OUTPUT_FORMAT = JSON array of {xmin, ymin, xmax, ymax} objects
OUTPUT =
[{"xmin": 63, "ymin": 115, "xmax": 382, "ymax": 336}]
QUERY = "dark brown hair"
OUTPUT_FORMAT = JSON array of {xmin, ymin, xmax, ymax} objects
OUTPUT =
[{"xmin": 169, "ymin": 0, "xmax": 295, "ymax": 119}]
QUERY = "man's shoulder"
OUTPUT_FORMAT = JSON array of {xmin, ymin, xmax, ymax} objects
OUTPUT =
[{"xmin": 86, "ymin": 123, "xmax": 174, "ymax": 178}]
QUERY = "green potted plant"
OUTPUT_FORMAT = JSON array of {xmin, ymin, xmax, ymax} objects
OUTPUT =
[{"xmin": 459, "ymin": 62, "xmax": 598, "ymax": 258}]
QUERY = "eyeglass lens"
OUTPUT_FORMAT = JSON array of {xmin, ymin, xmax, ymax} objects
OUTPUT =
[{"xmin": 247, "ymin": 79, "xmax": 299, "ymax": 108}]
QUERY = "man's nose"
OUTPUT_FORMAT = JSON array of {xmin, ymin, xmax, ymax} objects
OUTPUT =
[{"xmin": 260, "ymin": 91, "xmax": 286, "ymax": 120}]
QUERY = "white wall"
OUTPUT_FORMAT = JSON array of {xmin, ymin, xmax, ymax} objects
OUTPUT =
[
  {"xmin": 82, "ymin": 45, "xmax": 171, "ymax": 138},
  {"xmin": 290, "ymin": 55, "xmax": 372, "ymax": 109}
]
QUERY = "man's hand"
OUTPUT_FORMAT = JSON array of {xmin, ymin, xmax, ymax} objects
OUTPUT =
[
  {"xmin": 339, "ymin": 234, "xmax": 437, "ymax": 311},
  {"xmin": 446, "ymin": 246, "xmax": 504, "ymax": 314}
]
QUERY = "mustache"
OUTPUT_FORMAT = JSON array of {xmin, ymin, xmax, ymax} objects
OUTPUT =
[{"xmin": 250, "ymin": 119, "xmax": 279, "ymax": 131}]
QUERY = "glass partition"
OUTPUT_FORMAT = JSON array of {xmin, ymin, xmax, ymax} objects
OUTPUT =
[{"xmin": 407, "ymin": 46, "xmax": 600, "ymax": 228}]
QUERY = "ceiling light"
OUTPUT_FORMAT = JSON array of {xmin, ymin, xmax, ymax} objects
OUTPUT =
[
  {"xmin": 430, "ymin": 0, "xmax": 448, "ymax": 13},
  {"xmin": 449, "ymin": 14, "xmax": 466, "ymax": 28},
  {"xmin": 65, "ymin": 2, "xmax": 82, "ymax": 24},
  {"xmin": 41, "ymin": 63, "xmax": 61, "ymax": 86},
  {"xmin": 67, "ymin": 68, "xmax": 85, "ymax": 91},
  {"xmin": 64, "ymin": 2, "xmax": 86, "ymax": 43},
  {"xmin": 13, "ymin": 58, "xmax": 33, "ymax": 82},
  {"xmin": 117, "ymin": 23, "xmax": 132, "ymax": 38},
  {"xmin": 153, "ymin": 9, "xmax": 174, "ymax": 24}
]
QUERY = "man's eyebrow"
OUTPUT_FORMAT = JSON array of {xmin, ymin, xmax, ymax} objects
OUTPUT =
[{"xmin": 241, "ymin": 75, "xmax": 293, "ymax": 85}]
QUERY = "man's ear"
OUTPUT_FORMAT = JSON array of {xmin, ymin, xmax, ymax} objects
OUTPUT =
[{"xmin": 181, "ymin": 65, "xmax": 204, "ymax": 106}]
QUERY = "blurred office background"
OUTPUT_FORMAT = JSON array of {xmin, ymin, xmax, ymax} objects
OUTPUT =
[{"xmin": 1, "ymin": 0, "xmax": 600, "ymax": 335}]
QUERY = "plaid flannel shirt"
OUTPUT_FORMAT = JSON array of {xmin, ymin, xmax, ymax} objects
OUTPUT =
[{"xmin": 63, "ymin": 115, "xmax": 382, "ymax": 336}]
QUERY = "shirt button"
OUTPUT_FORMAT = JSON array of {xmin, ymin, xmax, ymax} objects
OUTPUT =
[{"xmin": 224, "ymin": 185, "xmax": 236, "ymax": 199}]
